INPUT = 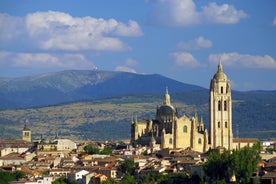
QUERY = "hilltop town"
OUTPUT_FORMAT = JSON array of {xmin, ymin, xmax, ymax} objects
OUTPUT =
[{"xmin": 1, "ymin": 64, "xmax": 276, "ymax": 183}]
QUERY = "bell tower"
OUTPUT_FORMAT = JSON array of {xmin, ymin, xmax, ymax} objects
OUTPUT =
[
  {"xmin": 209, "ymin": 62, "xmax": 233, "ymax": 150},
  {"xmin": 22, "ymin": 119, "xmax": 32, "ymax": 142}
]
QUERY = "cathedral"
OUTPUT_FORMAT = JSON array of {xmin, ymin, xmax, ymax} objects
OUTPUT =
[{"xmin": 131, "ymin": 63, "xmax": 257, "ymax": 152}]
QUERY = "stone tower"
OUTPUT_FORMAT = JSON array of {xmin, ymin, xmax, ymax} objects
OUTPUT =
[
  {"xmin": 22, "ymin": 119, "xmax": 32, "ymax": 142},
  {"xmin": 209, "ymin": 62, "xmax": 233, "ymax": 150}
]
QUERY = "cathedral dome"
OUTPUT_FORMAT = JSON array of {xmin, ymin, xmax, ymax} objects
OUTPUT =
[
  {"xmin": 158, "ymin": 105, "xmax": 176, "ymax": 116},
  {"xmin": 156, "ymin": 87, "xmax": 178, "ymax": 120}
]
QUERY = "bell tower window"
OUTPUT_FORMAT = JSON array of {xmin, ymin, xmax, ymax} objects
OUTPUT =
[
  {"xmin": 218, "ymin": 101, "xmax": 221, "ymax": 111},
  {"xmin": 183, "ymin": 125, "xmax": 187, "ymax": 133},
  {"xmin": 221, "ymin": 86, "xmax": 223, "ymax": 94},
  {"xmin": 225, "ymin": 122, "xmax": 228, "ymax": 128},
  {"xmin": 224, "ymin": 101, "xmax": 227, "ymax": 111},
  {"xmin": 218, "ymin": 122, "xmax": 220, "ymax": 128}
]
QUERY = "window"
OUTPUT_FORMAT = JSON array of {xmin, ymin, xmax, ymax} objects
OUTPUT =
[
  {"xmin": 183, "ymin": 125, "xmax": 187, "ymax": 133},
  {"xmin": 218, "ymin": 122, "xmax": 220, "ymax": 128},
  {"xmin": 218, "ymin": 101, "xmax": 221, "ymax": 111},
  {"xmin": 225, "ymin": 122, "xmax": 228, "ymax": 128},
  {"xmin": 198, "ymin": 138, "xmax": 202, "ymax": 144},
  {"xmin": 169, "ymin": 138, "xmax": 173, "ymax": 144},
  {"xmin": 221, "ymin": 86, "xmax": 223, "ymax": 94},
  {"xmin": 224, "ymin": 101, "xmax": 227, "ymax": 111}
]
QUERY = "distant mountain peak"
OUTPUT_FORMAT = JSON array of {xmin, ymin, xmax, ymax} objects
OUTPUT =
[{"xmin": 0, "ymin": 70, "xmax": 205, "ymax": 109}]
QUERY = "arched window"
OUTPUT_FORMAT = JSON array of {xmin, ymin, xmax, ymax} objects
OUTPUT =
[
  {"xmin": 183, "ymin": 125, "xmax": 187, "ymax": 133},
  {"xmin": 218, "ymin": 101, "xmax": 221, "ymax": 111},
  {"xmin": 169, "ymin": 138, "xmax": 173, "ymax": 144},
  {"xmin": 198, "ymin": 138, "xmax": 202, "ymax": 144},
  {"xmin": 225, "ymin": 122, "xmax": 228, "ymax": 128},
  {"xmin": 218, "ymin": 122, "xmax": 220, "ymax": 128},
  {"xmin": 221, "ymin": 86, "xmax": 223, "ymax": 94},
  {"xmin": 224, "ymin": 101, "xmax": 227, "ymax": 111}
]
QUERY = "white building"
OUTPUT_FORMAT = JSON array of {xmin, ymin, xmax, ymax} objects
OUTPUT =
[
  {"xmin": 57, "ymin": 139, "xmax": 77, "ymax": 151},
  {"xmin": 68, "ymin": 170, "xmax": 89, "ymax": 182}
]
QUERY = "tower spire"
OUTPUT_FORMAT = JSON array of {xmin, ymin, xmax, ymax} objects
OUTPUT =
[
  {"xmin": 23, "ymin": 119, "xmax": 29, "ymax": 130},
  {"xmin": 163, "ymin": 87, "xmax": 171, "ymax": 105},
  {"xmin": 218, "ymin": 57, "xmax": 223, "ymax": 72}
]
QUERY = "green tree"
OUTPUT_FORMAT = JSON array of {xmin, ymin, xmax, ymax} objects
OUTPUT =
[
  {"xmin": 101, "ymin": 179, "xmax": 119, "ymax": 184},
  {"xmin": 101, "ymin": 146, "xmax": 112, "ymax": 155},
  {"xmin": 204, "ymin": 150, "xmax": 231, "ymax": 182},
  {"xmin": 0, "ymin": 171, "xmax": 15, "ymax": 184},
  {"xmin": 121, "ymin": 159, "xmax": 135, "ymax": 175},
  {"xmin": 204, "ymin": 144, "xmax": 261, "ymax": 184},
  {"xmin": 122, "ymin": 173, "xmax": 136, "ymax": 184},
  {"xmin": 52, "ymin": 176, "xmax": 67, "ymax": 184},
  {"xmin": 157, "ymin": 173, "xmax": 171, "ymax": 183},
  {"xmin": 139, "ymin": 174, "xmax": 155, "ymax": 184},
  {"xmin": 232, "ymin": 143, "xmax": 261, "ymax": 184},
  {"xmin": 84, "ymin": 144, "xmax": 100, "ymax": 154},
  {"xmin": 13, "ymin": 171, "xmax": 26, "ymax": 181}
]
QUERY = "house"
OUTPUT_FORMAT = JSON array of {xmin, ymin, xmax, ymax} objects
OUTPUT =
[
  {"xmin": 91, "ymin": 174, "xmax": 108, "ymax": 184},
  {"xmin": 49, "ymin": 169, "xmax": 71, "ymax": 177},
  {"xmin": 68, "ymin": 170, "xmax": 89, "ymax": 183},
  {"xmin": 95, "ymin": 167, "xmax": 117, "ymax": 179},
  {"xmin": 260, "ymin": 171, "xmax": 276, "ymax": 184},
  {"xmin": 37, "ymin": 176, "xmax": 53, "ymax": 184},
  {"xmin": 81, "ymin": 172, "xmax": 97, "ymax": 184},
  {"xmin": 0, "ymin": 153, "xmax": 26, "ymax": 166},
  {"xmin": 57, "ymin": 139, "xmax": 77, "ymax": 151},
  {"xmin": 0, "ymin": 140, "xmax": 33, "ymax": 157}
]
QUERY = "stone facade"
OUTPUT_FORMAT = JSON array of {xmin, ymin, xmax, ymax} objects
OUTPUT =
[
  {"xmin": 131, "ymin": 88, "xmax": 209, "ymax": 153},
  {"xmin": 131, "ymin": 63, "xmax": 257, "ymax": 153},
  {"xmin": 22, "ymin": 120, "xmax": 32, "ymax": 142},
  {"xmin": 209, "ymin": 62, "xmax": 233, "ymax": 150}
]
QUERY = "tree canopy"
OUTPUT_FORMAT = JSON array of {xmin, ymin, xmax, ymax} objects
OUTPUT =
[
  {"xmin": 204, "ymin": 144, "xmax": 261, "ymax": 184},
  {"xmin": 83, "ymin": 144, "xmax": 112, "ymax": 155},
  {"xmin": 0, "ymin": 171, "xmax": 26, "ymax": 184}
]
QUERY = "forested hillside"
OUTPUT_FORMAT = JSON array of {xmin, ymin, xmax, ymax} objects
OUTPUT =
[{"xmin": 0, "ymin": 90, "xmax": 275, "ymax": 141}]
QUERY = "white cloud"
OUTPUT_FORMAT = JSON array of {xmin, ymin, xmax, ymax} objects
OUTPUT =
[
  {"xmin": 196, "ymin": 37, "xmax": 212, "ymax": 48},
  {"xmin": 125, "ymin": 58, "xmax": 138, "ymax": 66},
  {"xmin": 0, "ymin": 13, "xmax": 25, "ymax": 44},
  {"xmin": 0, "ymin": 51, "xmax": 96, "ymax": 70},
  {"xmin": 0, "ymin": 11, "xmax": 143, "ymax": 51},
  {"xmin": 273, "ymin": 17, "xmax": 276, "ymax": 26},
  {"xmin": 113, "ymin": 20, "xmax": 143, "ymax": 37},
  {"xmin": 178, "ymin": 36, "xmax": 212, "ymax": 50},
  {"xmin": 115, "ymin": 66, "xmax": 137, "ymax": 73},
  {"xmin": 209, "ymin": 53, "xmax": 276, "ymax": 69},
  {"xmin": 202, "ymin": 3, "xmax": 248, "ymax": 24},
  {"xmin": 147, "ymin": 0, "xmax": 200, "ymax": 26},
  {"xmin": 170, "ymin": 52, "xmax": 200, "ymax": 67},
  {"xmin": 147, "ymin": 0, "xmax": 248, "ymax": 26},
  {"xmin": 114, "ymin": 58, "xmax": 138, "ymax": 73}
]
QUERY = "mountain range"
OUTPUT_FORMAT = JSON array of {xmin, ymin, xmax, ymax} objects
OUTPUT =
[{"xmin": 0, "ymin": 70, "xmax": 204, "ymax": 109}]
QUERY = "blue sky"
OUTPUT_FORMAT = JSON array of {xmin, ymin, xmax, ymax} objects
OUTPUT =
[{"xmin": 0, "ymin": 0, "xmax": 276, "ymax": 91}]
